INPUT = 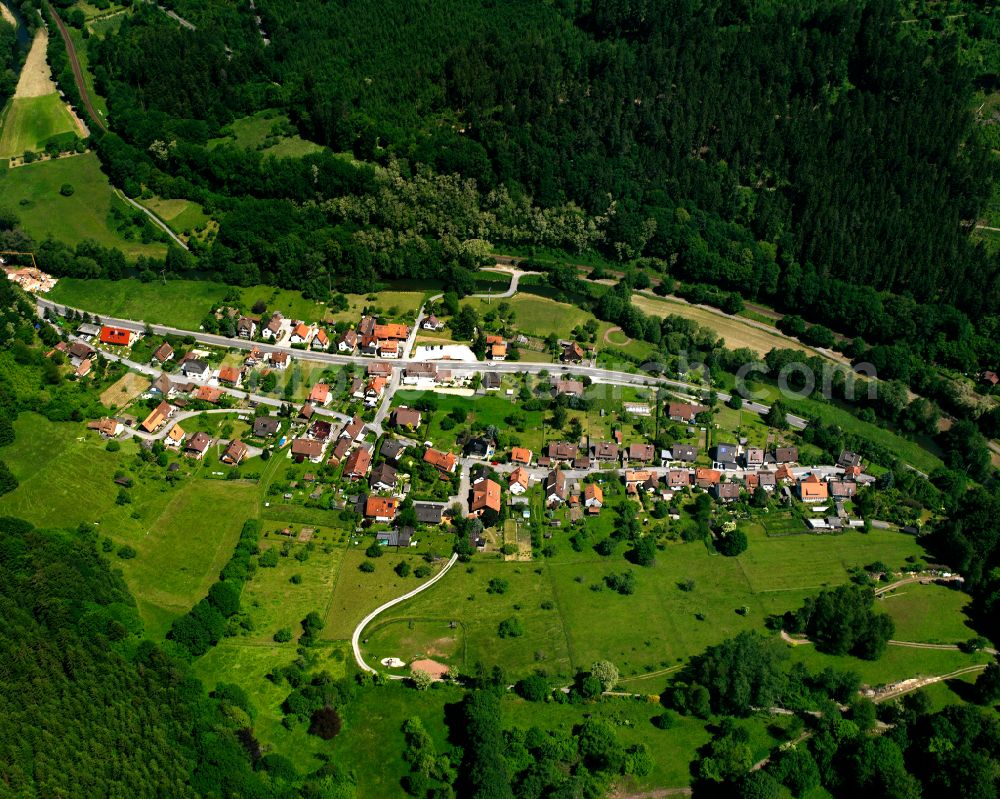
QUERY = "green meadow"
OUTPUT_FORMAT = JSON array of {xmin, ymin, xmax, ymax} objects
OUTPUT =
[{"xmin": 0, "ymin": 94, "xmax": 78, "ymax": 158}]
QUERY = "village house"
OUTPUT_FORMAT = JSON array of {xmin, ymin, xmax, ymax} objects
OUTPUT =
[
  {"xmin": 377, "ymin": 528, "xmax": 413, "ymax": 547},
  {"xmin": 695, "ymin": 467, "xmax": 722, "ymax": 488},
  {"xmin": 75, "ymin": 358, "xmax": 92, "ymax": 377},
  {"xmin": 510, "ymin": 447, "xmax": 533, "ymax": 465},
  {"xmin": 509, "ymin": 467, "xmax": 530, "ymax": 495},
  {"xmin": 312, "ymin": 329, "xmax": 330, "ymax": 351},
  {"xmin": 464, "ymin": 436, "xmax": 496, "ymax": 460},
  {"xmin": 391, "ymin": 407, "xmax": 422, "ymax": 429},
  {"xmin": 222, "ymin": 439, "xmax": 248, "ymax": 465},
  {"xmin": 308, "ymin": 419, "xmax": 334, "ymax": 441},
  {"xmin": 421, "ymin": 315, "xmax": 445, "ymax": 331},
  {"xmin": 625, "ymin": 469, "xmax": 654, "ymax": 494},
  {"xmin": 369, "ymin": 463, "xmax": 398, "ymax": 492},
  {"xmin": 626, "ymin": 443, "xmax": 655, "ymax": 465},
  {"xmin": 414, "ymin": 502, "xmax": 446, "ymax": 525},
  {"xmin": 68, "ymin": 341, "xmax": 95, "ymax": 364},
  {"xmin": 338, "ymin": 329, "xmax": 358, "ymax": 353},
  {"xmin": 360, "ymin": 334, "xmax": 380, "ymax": 357},
  {"xmin": 99, "ymin": 325, "xmax": 135, "ymax": 347},
  {"xmin": 344, "ymin": 446, "xmax": 372, "ymax": 480},
  {"xmin": 757, "ymin": 471, "xmax": 777, "ymax": 491},
  {"xmin": 713, "ymin": 443, "xmax": 739, "ymax": 467},
  {"xmin": 544, "ymin": 469, "xmax": 567, "ymax": 506},
  {"xmin": 365, "ymin": 496, "xmax": 399, "ymax": 523},
  {"xmin": 775, "ymin": 464, "xmax": 795, "ymax": 483},
  {"xmin": 141, "ymin": 400, "xmax": 174, "ymax": 433},
  {"xmin": 194, "ymin": 386, "xmax": 223, "ymax": 404},
  {"xmin": 591, "ymin": 441, "xmax": 619, "ymax": 462},
  {"xmin": 744, "ymin": 447, "xmax": 765, "ymax": 468},
  {"xmin": 424, "ymin": 447, "xmax": 458, "ymax": 473},
  {"xmin": 184, "ymin": 431, "xmax": 211, "ymax": 459},
  {"xmin": 309, "ymin": 382, "xmax": 331, "ymax": 406},
  {"xmin": 713, "ymin": 482, "xmax": 741, "ymax": 503},
  {"xmin": 364, "ymin": 376, "xmax": 387, "ymax": 407},
  {"xmin": 298, "ymin": 402, "xmax": 315, "ymax": 420},
  {"xmin": 837, "ymin": 450, "xmax": 862, "ymax": 470},
  {"xmin": 291, "ymin": 438, "xmax": 326, "ymax": 464},
  {"xmin": 262, "ymin": 314, "xmax": 283, "ymax": 340},
  {"xmin": 380, "ymin": 340, "xmax": 401, "ymax": 359},
  {"xmin": 367, "ymin": 362, "xmax": 392, "ymax": 378},
  {"xmin": 350, "ymin": 377, "xmax": 365, "ymax": 399},
  {"xmin": 340, "ymin": 415, "xmax": 366, "ymax": 442},
  {"xmin": 665, "ymin": 469, "xmax": 691, "ymax": 489},
  {"xmin": 573, "ymin": 454, "xmax": 591, "ymax": 470},
  {"xmin": 380, "ymin": 438, "xmax": 407, "ymax": 464},
  {"xmin": 218, "ymin": 366, "xmax": 242, "ymax": 386},
  {"xmin": 773, "ymin": 446, "xmax": 798, "ymax": 463},
  {"xmin": 181, "ymin": 359, "xmax": 210, "ymax": 380},
  {"xmin": 547, "ymin": 441, "xmax": 578, "ymax": 462},
  {"xmin": 152, "ymin": 342, "xmax": 174, "ymax": 363},
  {"xmin": 403, "ymin": 363, "xmax": 437, "ymax": 384},
  {"xmin": 328, "ymin": 437, "xmax": 352, "ymax": 464},
  {"xmin": 244, "ymin": 347, "xmax": 264, "ymax": 367},
  {"xmin": 86, "ymin": 417, "xmax": 124, "ymax": 438},
  {"xmin": 799, "ymin": 473, "xmax": 829, "ymax": 502},
  {"xmin": 485, "ymin": 334, "xmax": 507, "ymax": 361},
  {"xmin": 668, "ymin": 402, "xmax": 709, "ymax": 422},
  {"xmin": 374, "ymin": 323, "xmax": 409, "ymax": 341},
  {"xmin": 669, "ymin": 443, "xmax": 698, "ymax": 463},
  {"xmin": 561, "ymin": 341, "xmax": 586, "ymax": 363},
  {"xmin": 744, "ymin": 473, "xmax": 759, "ymax": 491},
  {"xmin": 236, "ymin": 317, "xmax": 257, "ymax": 339},
  {"xmin": 583, "ymin": 483, "xmax": 603, "ymax": 513},
  {"xmin": 981, "ymin": 370, "xmax": 999, "ymax": 387},
  {"xmin": 482, "ymin": 372, "xmax": 502, "ymax": 391},
  {"xmin": 470, "ymin": 477, "xmax": 502, "ymax": 516},
  {"xmin": 829, "ymin": 480, "xmax": 858, "ymax": 499},
  {"xmin": 554, "ymin": 378, "xmax": 585, "ymax": 397},
  {"xmin": 165, "ymin": 423, "xmax": 185, "ymax": 448},
  {"xmin": 253, "ymin": 416, "xmax": 281, "ymax": 438},
  {"xmin": 289, "ymin": 322, "xmax": 312, "ymax": 345},
  {"xmin": 269, "ymin": 351, "xmax": 290, "ymax": 370}
]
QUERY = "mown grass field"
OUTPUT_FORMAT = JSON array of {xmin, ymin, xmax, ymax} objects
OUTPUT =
[
  {"xmin": 0, "ymin": 94, "xmax": 78, "ymax": 158},
  {"xmin": 140, "ymin": 196, "xmax": 212, "ymax": 235},
  {"xmin": 363, "ymin": 558, "xmax": 574, "ymax": 678},
  {"xmin": 0, "ymin": 154, "xmax": 168, "ymax": 257},
  {"xmin": 48, "ymin": 277, "xmax": 425, "ymax": 328},
  {"xmin": 461, "ymin": 292, "xmax": 593, "ymax": 339},
  {"xmin": 633, "ymin": 292, "xmax": 817, "ymax": 357},
  {"xmin": 878, "ymin": 582, "xmax": 977, "ymax": 644}
]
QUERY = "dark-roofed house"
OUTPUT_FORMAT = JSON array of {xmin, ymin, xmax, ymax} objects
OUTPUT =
[
  {"xmin": 757, "ymin": 471, "xmax": 777, "ymax": 491},
  {"xmin": 369, "ymin": 462, "xmax": 397, "ymax": 492},
  {"xmin": 69, "ymin": 341, "xmax": 95, "ymax": 363},
  {"xmin": 236, "ymin": 317, "xmax": 257, "ymax": 339},
  {"xmin": 482, "ymin": 372, "xmax": 501, "ymax": 390},
  {"xmin": 627, "ymin": 443, "xmax": 655, "ymax": 464},
  {"xmin": 547, "ymin": 442, "xmax": 578, "ymax": 462},
  {"xmin": 181, "ymin": 359, "xmax": 210, "ymax": 379},
  {"xmin": 714, "ymin": 443, "xmax": 738, "ymax": 466},
  {"xmin": 744, "ymin": 447, "xmax": 765, "ymax": 468},
  {"xmin": 380, "ymin": 438, "xmax": 407, "ymax": 463},
  {"xmin": 544, "ymin": 469, "xmax": 567, "ymax": 506},
  {"xmin": 774, "ymin": 446, "xmax": 798, "ymax": 464},
  {"xmin": 837, "ymin": 450, "xmax": 862, "ymax": 469},
  {"xmin": 464, "ymin": 436, "xmax": 496, "ymax": 460},
  {"xmin": 561, "ymin": 342, "xmax": 586, "ymax": 363},
  {"xmin": 391, "ymin": 407, "xmax": 422, "ymax": 429},
  {"xmin": 308, "ymin": 420, "xmax": 334, "ymax": 441},
  {"xmin": 340, "ymin": 415, "xmax": 366, "ymax": 442},
  {"xmin": 253, "ymin": 417, "xmax": 281, "ymax": 438},
  {"xmin": 414, "ymin": 502, "xmax": 446, "ymax": 525},
  {"xmin": 671, "ymin": 443, "xmax": 698, "ymax": 462},
  {"xmin": 76, "ymin": 322, "xmax": 101, "ymax": 339},
  {"xmin": 713, "ymin": 482, "xmax": 741, "ymax": 502},
  {"xmin": 592, "ymin": 441, "xmax": 619, "ymax": 462},
  {"xmin": 185, "ymin": 431, "xmax": 211, "ymax": 459},
  {"xmin": 328, "ymin": 437, "xmax": 351, "ymax": 464},
  {"xmin": 222, "ymin": 439, "xmax": 248, "ymax": 465},
  {"xmin": 377, "ymin": 528, "xmax": 413, "ymax": 547},
  {"xmin": 149, "ymin": 372, "xmax": 175, "ymax": 397}
]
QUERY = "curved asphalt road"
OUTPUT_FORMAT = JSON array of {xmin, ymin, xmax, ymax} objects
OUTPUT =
[{"xmin": 351, "ymin": 552, "xmax": 459, "ymax": 674}]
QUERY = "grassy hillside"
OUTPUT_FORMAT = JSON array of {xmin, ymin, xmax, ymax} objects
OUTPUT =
[
  {"xmin": 0, "ymin": 94, "xmax": 79, "ymax": 158},
  {"xmin": 0, "ymin": 153, "xmax": 168, "ymax": 257}
]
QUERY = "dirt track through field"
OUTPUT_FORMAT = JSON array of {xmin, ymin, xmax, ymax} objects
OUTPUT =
[{"xmin": 15, "ymin": 29, "xmax": 57, "ymax": 98}]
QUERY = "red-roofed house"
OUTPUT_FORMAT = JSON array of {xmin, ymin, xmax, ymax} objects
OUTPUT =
[
  {"xmin": 99, "ymin": 326, "xmax": 135, "ymax": 347},
  {"xmin": 309, "ymin": 383, "xmax": 331, "ymax": 406}
]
